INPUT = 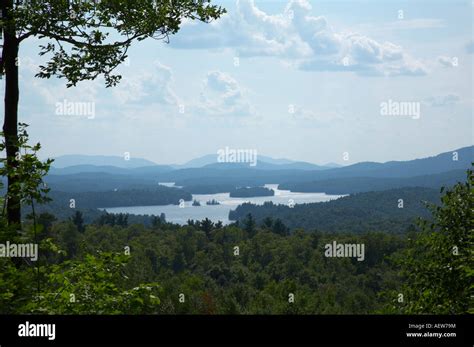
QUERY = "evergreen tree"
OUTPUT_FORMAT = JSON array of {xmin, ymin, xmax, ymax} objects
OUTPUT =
[
  {"xmin": 200, "ymin": 218, "xmax": 214, "ymax": 238},
  {"xmin": 262, "ymin": 216, "xmax": 273, "ymax": 229},
  {"xmin": 243, "ymin": 213, "xmax": 256, "ymax": 236},
  {"xmin": 71, "ymin": 211, "xmax": 85, "ymax": 233},
  {"xmin": 272, "ymin": 218, "xmax": 290, "ymax": 236}
]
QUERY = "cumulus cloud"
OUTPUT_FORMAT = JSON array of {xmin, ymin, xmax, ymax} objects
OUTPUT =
[
  {"xmin": 113, "ymin": 61, "xmax": 179, "ymax": 105},
  {"xmin": 171, "ymin": 0, "xmax": 427, "ymax": 76},
  {"xmin": 437, "ymin": 56, "xmax": 457, "ymax": 68},
  {"xmin": 197, "ymin": 71, "xmax": 256, "ymax": 117}
]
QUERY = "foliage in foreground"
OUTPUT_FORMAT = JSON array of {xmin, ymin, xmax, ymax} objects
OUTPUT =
[
  {"xmin": 383, "ymin": 169, "xmax": 473, "ymax": 314},
  {"xmin": 0, "ymin": 126, "xmax": 471, "ymax": 314},
  {"xmin": 1, "ymin": 168, "xmax": 471, "ymax": 314}
]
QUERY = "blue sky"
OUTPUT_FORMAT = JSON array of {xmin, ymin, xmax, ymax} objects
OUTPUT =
[{"xmin": 10, "ymin": 0, "xmax": 473, "ymax": 165}]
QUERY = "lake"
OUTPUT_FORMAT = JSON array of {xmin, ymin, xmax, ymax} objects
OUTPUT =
[{"xmin": 103, "ymin": 184, "xmax": 345, "ymax": 225}]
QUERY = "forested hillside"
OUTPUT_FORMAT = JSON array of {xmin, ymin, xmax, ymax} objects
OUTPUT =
[
  {"xmin": 229, "ymin": 186, "xmax": 275, "ymax": 198},
  {"xmin": 278, "ymin": 169, "xmax": 466, "ymax": 194},
  {"xmin": 48, "ymin": 187, "xmax": 191, "ymax": 209},
  {"xmin": 229, "ymin": 187, "xmax": 440, "ymax": 233},
  {"xmin": 0, "ymin": 127, "xmax": 471, "ymax": 315},
  {"xmin": 2, "ymin": 221, "xmax": 404, "ymax": 314},
  {"xmin": 20, "ymin": 146, "xmax": 470, "ymax": 197},
  {"xmin": 2, "ymin": 171, "xmax": 471, "ymax": 314}
]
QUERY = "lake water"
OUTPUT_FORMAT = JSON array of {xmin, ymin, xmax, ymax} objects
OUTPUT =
[{"xmin": 103, "ymin": 184, "xmax": 345, "ymax": 225}]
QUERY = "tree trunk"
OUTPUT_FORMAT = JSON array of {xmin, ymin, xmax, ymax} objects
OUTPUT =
[{"xmin": 2, "ymin": 0, "xmax": 21, "ymax": 227}]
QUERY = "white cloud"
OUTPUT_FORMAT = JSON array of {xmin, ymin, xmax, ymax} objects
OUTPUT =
[
  {"xmin": 197, "ymin": 71, "xmax": 256, "ymax": 118},
  {"xmin": 171, "ymin": 0, "xmax": 427, "ymax": 76},
  {"xmin": 437, "ymin": 56, "xmax": 457, "ymax": 68},
  {"xmin": 112, "ymin": 61, "xmax": 179, "ymax": 105}
]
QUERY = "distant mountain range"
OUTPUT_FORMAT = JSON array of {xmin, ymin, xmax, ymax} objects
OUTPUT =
[
  {"xmin": 25, "ymin": 145, "xmax": 472, "ymax": 223},
  {"xmin": 171, "ymin": 154, "xmax": 304, "ymax": 168},
  {"xmin": 51, "ymin": 153, "xmax": 337, "ymax": 173},
  {"xmin": 52, "ymin": 147, "xmax": 471, "ymax": 175},
  {"xmin": 52, "ymin": 154, "xmax": 157, "ymax": 169},
  {"xmin": 45, "ymin": 146, "xmax": 472, "ymax": 195},
  {"xmin": 50, "ymin": 164, "xmax": 174, "ymax": 176}
]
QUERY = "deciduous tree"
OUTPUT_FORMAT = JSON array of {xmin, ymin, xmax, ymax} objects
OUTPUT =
[{"xmin": 0, "ymin": 0, "xmax": 225, "ymax": 225}]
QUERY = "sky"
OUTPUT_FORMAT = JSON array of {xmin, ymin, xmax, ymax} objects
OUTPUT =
[{"xmin": 7, "ymin": 0, "xmax": 474, "ymax": 165}]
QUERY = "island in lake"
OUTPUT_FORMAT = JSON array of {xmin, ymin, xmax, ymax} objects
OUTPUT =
[
  {"xmin": 229, "ymin": 186, "xmax": 275, "ymax": 198},
  {"xmin": 206, "ymin": 199, "xmax": 220, "ymax": 205},
  {"xmin": 192, "ymin": 199, "xmax": 201, "ymax": 206}
]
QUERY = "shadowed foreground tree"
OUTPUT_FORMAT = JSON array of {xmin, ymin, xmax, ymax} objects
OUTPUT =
[
  {"xmin": 384, "ymin": 169, "xmax": 473, "ymax": 314},
  {"xmin": 0, "ymin": 0, "xmax": 225, "ymax": 226}
]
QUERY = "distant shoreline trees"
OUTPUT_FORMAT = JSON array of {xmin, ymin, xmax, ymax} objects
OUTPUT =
[{"xmin": 229, "ymin": 187, "xmax": 274, "ymax": 198}]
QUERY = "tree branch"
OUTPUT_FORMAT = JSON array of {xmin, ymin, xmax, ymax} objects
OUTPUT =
[{"xmin": 34, "ymin": 30, "xmax": 144, "ymax": 49}]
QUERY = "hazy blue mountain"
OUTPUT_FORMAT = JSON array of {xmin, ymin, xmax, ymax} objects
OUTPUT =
[
  {"xmin": 279, "ymin": 169, "xmax": 467, "ymax": 194},
  {"xmin": 52, "ymin": 154, "xmax": 157, "ymax": 168},
  {"xmin": 173, "ymin": 154, "xmax": 217, "ymax": 168},
  {"xmin": 44, "ymin": 146, "xmax": 472, "ymax": 194},
  {"xmin": 324, "ymin": 162, "xmax": 343, "ymax": 168},
  {"xmin": 129, "ymin": 165, "xmax": 176, "ymax": 175},
  {"xmin": 170, "ymin": 146, "xmax": 472, "ymax": 190},
  {"xmin": 173, "ymin": 154, "xmax": 324, "ymax": 169},
  {"xmin": 50, "ymin": 165, "xmax": 134, "ymax": 175},
  {"xmin": 203, "ymin": 160, "xmax": 328, "ymax": 170},
  {"xmin": 52, "ymin": 153, "xmax": 346, "ymax": 173},
  {"xmin": 330, "ymin": 146, "xmax": 472, "ymax": 178},
  {"xmin": 50, "ymin": 164, "xmax": 175, "ymax": 176},
  {"xmin": 257, "ymin": 155, "xmax": 296, "ymax": 165}
]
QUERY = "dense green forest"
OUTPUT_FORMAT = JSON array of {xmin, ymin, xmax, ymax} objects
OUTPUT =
[
  {"xmin": 30, "ymin": 185, "xmax": 440, "ymax": 230},
  {"xmin": 179, "ymin": 184, "xmax": 236, "ymax": 194},
  {"xmin": 229, "ymin": 186, "xmax": 275, "ymax": 198},
  {"xmin": 19, "ymin": 187, "xmax": 190, "ymax": 224},
  {"xmin": 1, "ymin": 183, "xmax": 192, "ymax": 219},
  {"xmin": 229, "ymin": 187, "xmax": 440, "ymax": 233},
  {"xmin": 0, "ymin": 218, "xmax": 403, "ymax": 314},
  {"xmin": 0, "ymin": 128, "xmax": 471, "ymax": 315},
  {"xmin": 1, "ymin": 170, "xmax": 472, "ymax": 314},
  {"xmin": 48, "ymin": 187, "xmax": 191, "ymax": 209}
]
